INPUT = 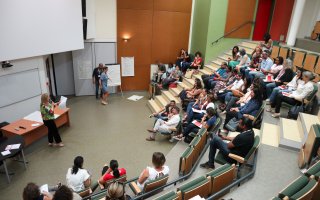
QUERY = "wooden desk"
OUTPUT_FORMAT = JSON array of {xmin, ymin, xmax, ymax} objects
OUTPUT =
[{"xmin": 1, "ymin": 108, "xmax": 70, "ymax": 146}]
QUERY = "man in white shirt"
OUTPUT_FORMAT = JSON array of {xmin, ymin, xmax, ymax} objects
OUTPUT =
[
  {"xmin": 247, "ymin": 50, "xmax": 273, "ymax": 81},
  {"xmin": 146, "ymin": 106, "xmax": 180, "ymax": 141}
]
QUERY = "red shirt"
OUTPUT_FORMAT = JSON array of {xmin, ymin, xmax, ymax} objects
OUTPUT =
[
  {"xmin": 102, "ymin": 168, "xmax": 126, "ymax": 182},
  {"xmin": 191, "ymin": 57, "xmax": 202, "ymax": 66}
]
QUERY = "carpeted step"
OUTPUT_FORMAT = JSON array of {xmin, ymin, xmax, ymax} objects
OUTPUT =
[
  {"xmin": 154, "ymin": 95, "xmax": 168, "ymax": 108},
  {"xmin": 261, "ymin": 123, "xmax": 280, "ymax": 147},
  {"xmin": 147, "ymin": 99, "xmax": 162, "ymax": 113},
  {"xmin": 162, "ymin": 90, "xmax": 181, "ymax": 104},
  {"xmin": 279, "ymin": 118, "xmax": 304, "ymax": 151}
]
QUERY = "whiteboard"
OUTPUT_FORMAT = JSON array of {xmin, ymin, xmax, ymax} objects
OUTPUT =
[
  {"xmin": 0, "ymin": 68, "xmax": 42, "ymax": 108},
  {"xmin": 107, "ymin": 64, "xmax": 121, "ymax": 86}
]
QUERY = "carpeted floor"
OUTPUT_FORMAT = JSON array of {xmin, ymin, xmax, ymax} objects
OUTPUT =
[{"xmin": 0, "ymin": 92, "xmax": 175, "ymax": 199}]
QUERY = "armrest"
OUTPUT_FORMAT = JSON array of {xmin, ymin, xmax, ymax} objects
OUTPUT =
[
  {"xmin": 245, "ymin": 114, "xmax": 255, "ymax": 121},
  {"xmin": 129, "ymin": 181, "xmax": 142, "ymax": 195},
  {"xmin": 228, "ymin": 153, "xmax": 245, "ymax": 164}
]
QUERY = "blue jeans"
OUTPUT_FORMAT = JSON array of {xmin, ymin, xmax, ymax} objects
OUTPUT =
[
  {"xmin": 186, "ymin": 103, "xmax": 203, "ymax": 123},
  {"xmin": 208, "ymin": 136, "xmax": 230, "ymax": 165},
  {"xmin": 269, "ymin": 88, "xmax": 291, "ymax": 104},
  {"xmin": 153, "ymin": 114, "xmax": 168, "ymax": 121},
  {"xmin": 266, "ymin": 82, "xmax": 277, "ymax": 97}
]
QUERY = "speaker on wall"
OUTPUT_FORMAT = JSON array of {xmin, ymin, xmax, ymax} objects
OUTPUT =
[
  {"xmin": 83, "ymin": 18, "xmax": 87, "ymax": 40},
  {"xmin": 81, "ymin": 0, "xmax": 86, "ymax": 17}
]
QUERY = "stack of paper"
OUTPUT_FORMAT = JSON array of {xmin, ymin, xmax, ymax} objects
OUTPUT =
[
  {"xmin": 5, "ymin": 143, "xmax": 21, "ymax": 150},
  {"xmin": 1, "ymin": 150, "xmax": 11, "ymax": 156},
  {"xmin": 59, "ymin": 96, "xmax": 68, "ymax": 109}
]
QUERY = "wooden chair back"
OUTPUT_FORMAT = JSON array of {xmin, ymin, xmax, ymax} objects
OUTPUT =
[
  {"xmin": 293, "ymin": 51, "xmax": 306, "ymax": 70},
  {"xmin": 271, "ymin": 46, "xmax": 280, "ymax": 59},
  {"xmin": 144, "ymin": 174, "xmax": 169, "ymax": 193},
  {"xmin": 279, "ymin": 47, "xmax": 289, "ymax": 59},
  {"xmin": 304, "ymin": 54, "xmax": 318, "ymax": 72}
]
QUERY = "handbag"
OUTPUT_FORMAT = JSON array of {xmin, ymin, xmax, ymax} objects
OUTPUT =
[
  {"xmin": 225, "ymin": 117, "xmax": 239, "ymax": 132},
  {"xmin": 287, "ymin": 104, "xmax": 305, "ymax": 119}
]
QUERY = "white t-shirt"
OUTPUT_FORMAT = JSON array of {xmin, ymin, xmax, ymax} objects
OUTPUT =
[
  {"xmin": 137, "ymin": 165, "xmax": 169, "ymax": 189},
  {"xmin": 66, "ymin": 168, "xmax": 90, "ymax": 192},
  {"xmin": 165, "ymin": 114, "xmax": 180, "ymax": 127},
  {"xmin": 231, "ymin": 79, "xmax": 244, "ymax": 90}
]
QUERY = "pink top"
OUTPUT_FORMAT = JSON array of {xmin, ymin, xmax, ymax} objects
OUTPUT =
[{"xmin": 270, "ymin": 64, "xmax": 283, "ymax": 74}]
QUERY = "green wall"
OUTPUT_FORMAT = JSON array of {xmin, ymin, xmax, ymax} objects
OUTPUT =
[
  {"xmin": 189, "ymin": 0, "xmax": 211, "ymax": 57},
  {"xmin": 190, "ymin": 0, "xmax": 257, "ymax": 63}
]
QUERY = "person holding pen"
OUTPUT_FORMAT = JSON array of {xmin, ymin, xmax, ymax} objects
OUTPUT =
[{"xmin": 40, "ymin": 93, "xmax": 64, "ymax": 147}]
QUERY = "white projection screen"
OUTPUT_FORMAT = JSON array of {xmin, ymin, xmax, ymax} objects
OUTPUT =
[{"xmin": 0, "ymin": 0, "xmax": 84, "ymax": 61}]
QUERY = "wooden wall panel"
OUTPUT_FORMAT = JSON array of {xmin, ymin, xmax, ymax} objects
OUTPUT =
[
  {"xmin": 117, "ymin": 0, "xmax": 153, "ymax": 10},
  {"xmin": 152, "ymin": 11, "xmax": 190, "ymax": 63},
  {"xmin": 117, "ymin": 9, "xmax": 153, "ymax": 90},
  {"xmin": 225, "ymin": 0, "xmax": 256, "ymax": 38},
  {"xmin": 154, "ymin": 0, "xmax": 192, "ymax": 12},
  {"xmin": 118, "ymin": 0, "xmax": 191, "ymax": 91}
]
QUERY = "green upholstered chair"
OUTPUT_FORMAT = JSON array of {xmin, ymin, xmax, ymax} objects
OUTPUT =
[
  {"xmin": 189, "ymin": 136, "xmax": 201, "ymax": 163},
  {"xmin": 206, "ymin": 164, "xmax": 235, "ymax": 195},
  {"xmin": 305, "ymin": 160, "xmax": 320, "ymax": 200},
  {"xmin": 179, "ymin": 146, "xmax": 195, "ymax": 175},
  {"xmin": 246, "ymin": 103, "xmax": 265, "ymax": 129},
  {"xmin": 129, "ymin": 174, "xmax": 169, "ymax": 196},
  {"xmin": 215, "ymin": 135, "xmax": 261, "ymax": 166},
  {"xmin": 177, "ymin": 176, "xmax": 211, "ymax": 200},
  {"xmin": 271, "ymin": 197, "xmax": 282, "ymax": 200},
  {"xmin": 278, "ymin": 175, "xmax": 318, "ymax": 200},
  {"xmin": 77, "ymin": 181, "xmax": 99, "ymax": 198},
  {"xmin": 90, "ymin": 190, "xmax": 108, "ymax": 200},
  {"xmin": 155, "ymin": 191, "xmax": 181, "ymax": 200}
]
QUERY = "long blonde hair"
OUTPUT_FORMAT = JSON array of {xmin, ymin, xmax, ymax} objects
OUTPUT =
[{"xmin": 41, "ymin": 93, "xmax": 49, "ymax": 105}]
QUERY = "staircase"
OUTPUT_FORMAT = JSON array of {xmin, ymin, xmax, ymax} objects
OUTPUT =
[
  {"xmin": 261, "ymin": 112, "xmax": 320, "ymax": 151},
  {"xmin": 147, "ymin": 40, "xmax": 260, "ymax": 113}
]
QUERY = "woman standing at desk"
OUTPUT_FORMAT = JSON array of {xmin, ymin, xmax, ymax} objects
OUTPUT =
[{"xmin": 40, "ymin": 93, "xmax": 64, "ymax": 147}]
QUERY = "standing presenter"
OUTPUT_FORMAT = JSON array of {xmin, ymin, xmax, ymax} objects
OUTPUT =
[
  {"xmin": 40, "ymin": 93, "xmax": 64, "ymax": 147},
  {"xmin": 100, "ymin": 66, "xmax": 110, "ymax": 105}
]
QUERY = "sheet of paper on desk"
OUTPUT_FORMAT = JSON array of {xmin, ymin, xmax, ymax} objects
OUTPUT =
[
  {"xmin": 11, "ymin": 144, "xmax": 21, "ymax": 149},
  {"xmin": 5, "ymin": 145, "xmax": 12, "ymax": 150},
  {"xmin": 59, "ymin": 96, "xmax": 67, "ymax": 109},
  {"xmin": 24, "ymin": 111, "xmax": 43, "ymax": 123},
  {"xmin": 127, "ymin": 95, "xmax": 144, "ymax": 101},
  {"xmin": 1, "ymin": 150, "xmax": 11, "ymax": 156},
  {"xmin": 54, "ymin": 114, "xmax": 60, "ymax": 119},
  {"xmin": 40, "ymin": 184, "xmax": 49, "ymax": 193},
  {"xmin": 31, "ymin": 123, "xmax": 41, "ymax": 127}
]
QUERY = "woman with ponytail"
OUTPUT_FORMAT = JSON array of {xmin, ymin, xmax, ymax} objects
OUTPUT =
[
  {"xmin": 66, "ymin": 156, "xmax": 91, "ymax": 192},
  {"xmin": 99, "ymin": 160, "xmax": 126, "ymax": 187}
]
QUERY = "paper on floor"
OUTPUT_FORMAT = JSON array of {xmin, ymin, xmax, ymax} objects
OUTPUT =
[{"xmin": 127, "ymin": 95, "xmax": 144, "ymax": 101}]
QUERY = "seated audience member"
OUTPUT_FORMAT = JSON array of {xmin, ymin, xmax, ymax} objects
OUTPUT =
[
  {"xmin": 223, "ymin": 80, "xmax": 257, "ymax": 114},
  {"xmin": 228, "ymin": 46, "xmax": 240, "ymax": 68},
  {"xmin": 99, "ymin": 160, "xmax": 127, "ymax": 188},
  {"xmin": 222, "ymin": 89, "xmax": 262, "ymax": 132},
  {"xmin": 269, "ymin": 71, "xmax": 314, "ymax": 118},
  {"xmin": 201, "ymin": 62, "xmax": 229, "ymax": 90},
  {"xmin": 174, "ymin": 107, "xmax": 218, "ymax": 141},
  {"xmin": 152, "ymin": 63, "xmax": 166, "ymax": 83},
  {"xmin": 211, "ymin": 69, "xmax": 237, "ymax": 99},
  {"xmin": 265, "ymin": 59, "xmax": 294, "ymax": 98},
  {"xmin": 181, "ymin": 51, "xmax": 203, "ymax": 73},
  {"xmin": 146, "ymin": 106, "xmax": 180, "ymax": 141},
  {"xmin": 162, "ymin": 65, "xmax": 182, "ymax": 89},
  {"xmin": 260, "ymin": 33, "xmax": 273, "ymax": 51},
  {"xmin": 263, "ymin": 56, "xmax": 284, "ymax": 77},
  {"xmin": 105, "ymin": 182, "xmax": 130, "ymax": 200},
  {"xmin": 53, "ymin": 185, "xmax": 81, "ymax": 200},
  {"xmin": 246, "ymin": 50, "xmax": 273, "ymax": 82},
  {"xmin": 235, "ymin": 49, "xmax": 251, "ymax": 71},
  {"xmin": 266, "ymin": 69, "xmax": 303, "ymax": 105},
  {"xmin": 184, "ymin": 94, "xmax": 215, "ymax": 124},
  {"xmin": 179, "ymin": 78, "xmax": 203, "ymax": 109},
  {"xmin": 209, "ymin": 66, "xmax": 233, "ymax": 90},
  {"xmin": 137, "ymin": 152, "xmax": 169, "ymax": 190},
  {"xmin": 66, "ymin": 156, "xmax": 92, "ymax": 193},
  {"xmin": 149, "ymin": 100, "xmax": 176, "ymax": 121},
  {"xmin": 200, "ymin": 117, "xmax": 255, "ymax": 169},
  {"xmin": 165, "ymin": 63, "xmax": 175, "ymax": 77},
  {"xmin": 216, "ymin": 73, "xmax": 244, "ymax": 103},
  {"xmin": 23, "ymin": 182, "xmax": 52, "ymax": 200},
  {"xmin": 176, "ymin": 49, "xmax": 190, "ymax": 68}
]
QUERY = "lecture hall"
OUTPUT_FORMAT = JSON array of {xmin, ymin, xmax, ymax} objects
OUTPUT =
[{"xmin": 1, "ymin": 0, "xmax": 320, "ymax": 200}]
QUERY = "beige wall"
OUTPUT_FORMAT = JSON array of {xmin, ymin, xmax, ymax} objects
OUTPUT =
[{"xmin": 297, "ymin": 0, "xmax": 320, "ymax": 38}]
